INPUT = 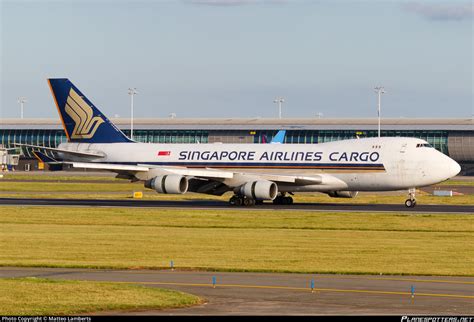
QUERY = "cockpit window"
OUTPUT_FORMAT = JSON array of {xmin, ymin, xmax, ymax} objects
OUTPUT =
[{"xmin": 416, "ymin": 143, "xmax": 433, "ymax": 148}]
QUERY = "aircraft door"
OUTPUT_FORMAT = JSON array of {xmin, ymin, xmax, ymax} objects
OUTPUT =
[
  {"xmin": 400, "ymin": 142, "xmax": 407, "ymax": 154},
  {"xmin": 396, "ymin": 142, "xmax": 408, "ymax": 186}
]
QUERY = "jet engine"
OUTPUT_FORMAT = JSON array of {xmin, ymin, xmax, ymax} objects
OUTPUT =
[
  {"xmin": 240, "ymin": 180, "xmax": 278, "ymax": 200},
  {"xmin": 327, "ymin": 191, "xmax": 358, "ymax": 198},
  {"xmin": 145, "ymin": 175, "xmax": 188, "ymax": 194}
]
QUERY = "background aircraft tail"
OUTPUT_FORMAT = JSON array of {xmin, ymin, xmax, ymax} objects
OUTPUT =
[
  {"xmin": 48, "ymin": 78, "xmax": 132, "ymax": 143},
  {"xmin": 271, "ymin": 130, "xmax": 286, "ymax": 144}
]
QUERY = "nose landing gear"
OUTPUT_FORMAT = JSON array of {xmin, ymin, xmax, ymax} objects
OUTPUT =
[{"xmin": 405, "ymin": 188, "xmax": 417, "ymax": 208}]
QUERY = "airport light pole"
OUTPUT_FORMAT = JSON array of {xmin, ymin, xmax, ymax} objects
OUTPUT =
[
  {"xmin": 128, "ymin": 88, "xmax": 138, "ymax": 140},
  {"xmin": 273, "ymin": 97, "xmax": 285, "ymax": 119},
  {"xmin": 17, "ymin": 97, "xmax": 27, "ymax": 119},
  {"xmin": 374, "ymin": 86, "xmax": 385, "ymax": 138}
]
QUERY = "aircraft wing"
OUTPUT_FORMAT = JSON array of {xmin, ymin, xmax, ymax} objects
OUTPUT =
[
  {"xmin": 144, "ymin": 165, "xmax": 322, "ymax": 184},
  {"xmin": 62, "ymin": 162, "xmax": 234, "ymax": 181},
  {"xmin": 64, "ymin": 161, "xmax": 323, "ymax": 184}
]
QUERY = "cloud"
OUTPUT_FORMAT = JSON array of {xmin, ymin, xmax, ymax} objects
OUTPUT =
[
  {"xmin": 184, "ymin": 0, "xmax": 287, "ymax": 6},
  {"xmin": 186, "ymin": 0, "xmax": 255, "ymax": 5},
  {"xmin": 402, "ymin": 2, "xmax": 473, "ymax": 21}
]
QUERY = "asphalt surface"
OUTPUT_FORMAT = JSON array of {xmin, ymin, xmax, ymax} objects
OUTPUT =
[
  {"xmin": 1, "ymin": 267, "xmax": 473, "ymax": 315},
  {"xmin": 0, "ymin": 197, "xmax": 472, "ymax": 213}
]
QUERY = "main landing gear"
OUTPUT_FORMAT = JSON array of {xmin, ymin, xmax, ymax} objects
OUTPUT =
[
  {"xmin": 229, "ymin": 195, "xmax": 263, "ymax": 207},
  {"xmin": 228, "ymin": 192, "xmax": 294, "ymax": 207},
  {"xmin": 405, "ymin": 188, "xmax": 417, "ymax": 208},
  {"xmin": 273, "ymin": 192, "xmax": 294, "ymax": 205}
]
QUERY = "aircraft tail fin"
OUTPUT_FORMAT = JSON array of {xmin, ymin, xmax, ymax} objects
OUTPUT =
[
  {"xmin": 271, "ymin": 130, "xmax": 286, "ymax": 144},
  {"xmin": 47, "ymin": 78, "xmax": 132, "ymax": 143}
]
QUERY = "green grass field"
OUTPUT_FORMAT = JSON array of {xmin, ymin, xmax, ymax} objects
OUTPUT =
[
  {"xmin": 0, "ymin": 174, "xmax": 120, "ymax": 182},
  {"xmin": 0, "ymin": 174, "xmax": 472, "ymax": 276},
  {"xmin": 0, "ymin": 277, "xmax": 200, "ymax": 315},
  {"xmin": 1, "ymin": 206, "xmax": 472, "ymax": 276}
]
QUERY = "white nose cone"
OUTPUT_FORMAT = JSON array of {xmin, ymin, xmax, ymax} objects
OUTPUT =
[
  {"xmin": 448, "ymin": 158, "xmax": 461, "ymax": 178},
  {"xmin": 429, "ymin": 154, "xmax": 462, "ymax": 185}
]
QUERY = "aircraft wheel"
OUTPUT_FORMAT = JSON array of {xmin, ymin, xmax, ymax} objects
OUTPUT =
[
  {"xmin": 279, "ymin": 197, "xmax": 292, "ymax": 205},
  {"xmin": 235, "ymin": 197, "xmax": 243, "ymax": 206},
  {"xmin": 405, "ymin": 199, "xmax": 416, "ymax": 208},
  {"xmin": 405, "ymin": 188, "xmax": 416, "ymax": 208},
  {"xmin": 243, "ymin": 197, "xmax": 254, "ymax": 207},
  {"xmin": 273, "ymin": 196, "xmax": 282, "ymax": 205},
  {"xmin": 229, "ymin": 195, "xmax": 237, "ymax": 206},
  {"xmin": 272, "ymin": 196, "xmax": 293, "ymax": 205}
]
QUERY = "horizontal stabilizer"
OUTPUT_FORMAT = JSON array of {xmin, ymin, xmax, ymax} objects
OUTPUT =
[
  {"xmin": 31, "ymin": 151, "xmax": 63, "ymax": 171},
  {"xmin": 32, "ymin": 151, "xmax": 58, "ymax": 163},
  {"xmin": 69, "ymin": 162, "xmax": 149, "ymax": 172},
  {"xmin": 14, "ymin": 143, "xmax": 105, "ymax": 158}
]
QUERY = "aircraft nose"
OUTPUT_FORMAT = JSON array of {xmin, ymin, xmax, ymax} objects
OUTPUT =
[{"xmin": 448, "ymin": 158, "xmax": 461, "ymax": 178}]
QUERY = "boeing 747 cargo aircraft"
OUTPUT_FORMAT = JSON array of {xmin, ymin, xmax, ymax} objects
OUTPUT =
[{"xmin": 18, "ymin": 79, "xmax": 461, "ymax": 207}]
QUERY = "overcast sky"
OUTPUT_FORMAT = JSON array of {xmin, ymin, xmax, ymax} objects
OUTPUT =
[{"xmin": 0, "ymin": 0, "xmax": 472, "ymax": 119}]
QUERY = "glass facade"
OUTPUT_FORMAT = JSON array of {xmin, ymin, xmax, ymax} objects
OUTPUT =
[
  {"xmin": 0, "ymin": 129, "xmax": 67, "ymax": 158},
  {"xmin": 121, "ymin": 130, "xmax": 209, "ymax": 144},
  {"xmin": 0, "ymin": 128, "xmax": 449, "ymax": 158},
  {"xmin": 253, "ymin": 130, "xmax": 449, "ymax": 154}
]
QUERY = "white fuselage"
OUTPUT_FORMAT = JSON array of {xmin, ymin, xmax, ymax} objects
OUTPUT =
[{"xmin": 58, "ymin": 137, "xmax": 460, "ymax": 192}]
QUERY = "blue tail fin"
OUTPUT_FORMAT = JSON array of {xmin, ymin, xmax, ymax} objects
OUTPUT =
[
  {"xmin": 48, "ymin": 78, "xmax": 132, "ymax": 143},
  {"xmin": 271, "ymin": 130, "xmax": 286, "ymax": 144}
]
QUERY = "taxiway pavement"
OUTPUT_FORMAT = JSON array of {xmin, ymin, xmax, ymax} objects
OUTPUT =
[
  {"xmin": 0, "ymin": 197, "xmax": 472, "ymax": 213},
  {"xmin": 1, "ymin": 267, "xmax": 473, "ymax": 315}
]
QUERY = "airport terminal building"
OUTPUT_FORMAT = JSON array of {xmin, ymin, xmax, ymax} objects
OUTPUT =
[{"xmin": 0, "ymin": 118, "xmax": 473, "ymax": 174}]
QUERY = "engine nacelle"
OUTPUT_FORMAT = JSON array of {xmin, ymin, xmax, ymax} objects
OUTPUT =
[
  {"xmin": 240, "ymin": 180, "xmax": 278, "ymax": 200},
  {"xmin": 145, "ymin": 175, "xmax": 188, "ymax": 194},
  {"xmin": 327, "ymin": 191, "xmax": 358, "ymax": 198}
]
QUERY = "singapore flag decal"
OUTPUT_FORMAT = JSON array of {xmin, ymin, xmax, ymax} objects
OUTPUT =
[{"xmin": 157, "ymin": 151, "xmax": 171, "ymax": 156}]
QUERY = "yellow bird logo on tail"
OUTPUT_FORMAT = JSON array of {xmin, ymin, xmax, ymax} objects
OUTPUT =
[{"xmin": 65, "ymin": 88, "xmax": 105, "ymax": 139}]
